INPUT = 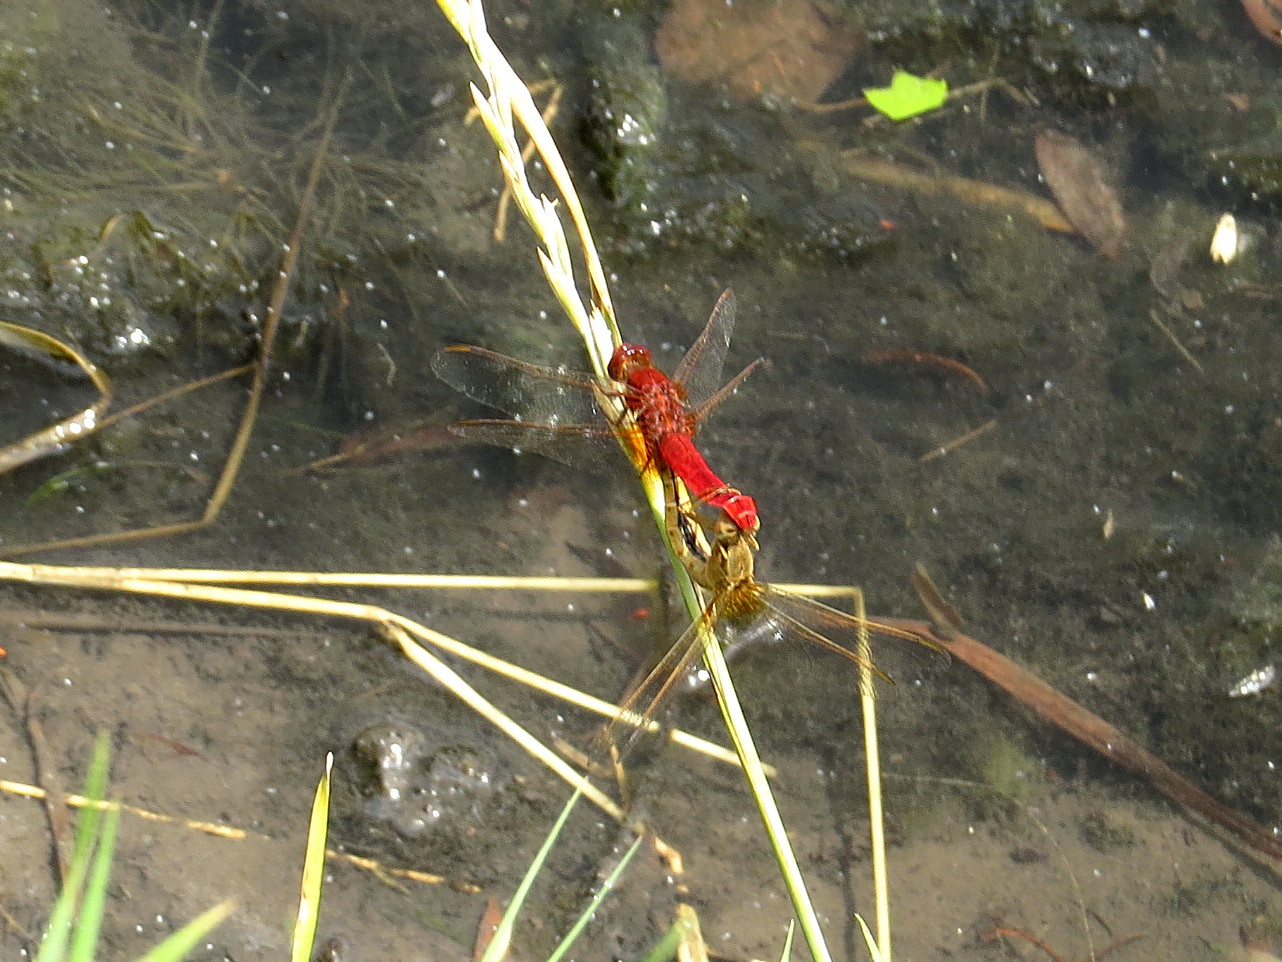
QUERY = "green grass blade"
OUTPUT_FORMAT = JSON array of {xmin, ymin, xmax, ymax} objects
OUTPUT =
[
  {"xmin": 27, "ymin": 463, "xmax": 110, "ymax": 504},
  {"xmin": 776, "ymin": 919, "xmax": 796, "ymax": 962},
  {"xmin": 693, "ymin": 602, "xmax": 833, "ymax": 962},
  {"xmin": 36, "ymin": 848, "xmax": 84, "ymax": 962},
  {"xmin": 631, "ymin": 909, "xmax": 691, "ymax": 962},
  {"xmin": 73, "ymin": 731, "xmax": 112, "ymax": 866},
  {"xmin": 854, "ymin": 913, "xmax": 884, "ymax": 962},
  {"xmin": 545, "ymin": 832, "xmax": 643, "ymax": 962},
  {"xmin": 37, "ymin": 730, "xmax": 113, "ymax": 962},
  {"xmin": 67, "ymin": 802, "xmax": 121, "ymax": 962},
  {"xmin": 291, "ymin": 752, "xmax": 333, "ymax": 962},
  {"xmin": 132, "ymin": 900, "xmax": 236, "ymax": 962},
  {"xmin": 480, "ymin": 787, "xmax": 583, "ymax": 962}
]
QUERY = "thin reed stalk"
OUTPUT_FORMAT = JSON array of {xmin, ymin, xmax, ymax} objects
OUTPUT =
[{"xmin": 427, "ymin": 3, "xmax": 850, "ymax": 960}]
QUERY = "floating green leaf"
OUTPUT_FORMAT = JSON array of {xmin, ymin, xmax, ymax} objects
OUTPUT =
[{"xmin": 863, "ymin": 71, "xmax": 948, "ymax": 121}]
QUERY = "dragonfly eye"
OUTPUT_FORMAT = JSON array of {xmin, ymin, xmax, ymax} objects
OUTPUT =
[{"xmin": 607, "ymin": 343, "xmax": 652, "ymax": 380}]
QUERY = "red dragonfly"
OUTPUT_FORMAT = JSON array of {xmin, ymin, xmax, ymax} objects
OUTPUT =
[{"xmin": 431, "ymin": 289, "xmax": 763, "ymax": 532}]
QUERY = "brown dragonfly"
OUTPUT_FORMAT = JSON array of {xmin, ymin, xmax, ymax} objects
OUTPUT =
[{"xmin": 604, "ymin": 471, "xmax": 945, "ymax": 750}]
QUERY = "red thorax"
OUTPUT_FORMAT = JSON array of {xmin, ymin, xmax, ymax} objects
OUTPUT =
[{"xmin": 608, "ymin": 343, "xmax": 759, "ymax": 533}]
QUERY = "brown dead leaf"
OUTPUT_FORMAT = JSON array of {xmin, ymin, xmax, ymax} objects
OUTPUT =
[
  {"xmin": 655, "ymin": 0, "xmax": 862, "ymax": 104},
  {"xmin": 1241, "ymin": 0, "xmax": 1282, "ymax": 46},
  {"xmin": 1034, "ymin": 130, "xmax": 1127, "ymax": 258}
]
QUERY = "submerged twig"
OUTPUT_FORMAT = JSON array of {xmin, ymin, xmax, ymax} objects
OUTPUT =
[
  {"xmin": 820, "ymin": 147, "xmax": 1075, "ymax": 234},
  {"xmin": 918, "ymin": 419, "xmax": 998, "ymax": 463},
  {"xmin": 4, "ymin": 84, "xmax": 344, "ymax": 556},
  {"xmin": 0, "ymin": 670, "xmax": 71, "ymax": 883},
  {"xmin": 0, "ymin": 776, "xmax": 478, "ymax": 892},
  {"xmin": 985, "ymin": 924, "xmax": 1143, "ymax": 962},
  {"xmin": 862, "ymin": 349, "xmax": 989, "ymax": 392},
  {"xmin": 1146, "ymin": 310, "xmax": 1204, "ymax": 373},
  {"xmin": 887, "ymin": 579, "xmax": 1282, "ymax": 871},
  {"xmin": 0, "ymin": 323, "xmax": 113, "ymax": 476}
]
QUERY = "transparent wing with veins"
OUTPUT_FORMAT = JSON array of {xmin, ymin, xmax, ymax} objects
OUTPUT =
[
  {"xmin": 671, "ymin": 288, "xmax": 737, "ymax": 407},
  {"xmin": 723, "ymin": 585, "xmax": 947, "ymax": 688},
  {"xmin": 677, "ymin": 290, "xmax": 765, "ymax": 424},
  {"xmin": 430, "ymin": 346, "xmax": 626, "ymax": 467},
  {"xmin": 431, "ymin": 347, "xmax": 608, "ymax": 425},
  {"xmin": 430, "ymin": 290, "xmax": 757, "ymax": 469},
  {"xmin": 604, "ymin": 575, "xmax": 945, "ymax": 754}
]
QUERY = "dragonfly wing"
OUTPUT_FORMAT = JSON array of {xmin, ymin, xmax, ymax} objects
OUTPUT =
[
  {"xmin": 604, "ymin": 602, "xmax": 720, "ymax": 756},
  {"xmin": 447, "ymin": 419, "xmax": 631, "ymax": 471},
  {"xmin": 739, "ymin": 585, "xmax": 947, "ymax": 687},
  {"xmin": 672, "ymin": 289, "xmax": 736, "ymax": 408},
  {"xmin": 431, "ymin": 346, "xmax": 607, "ymax": 425}
]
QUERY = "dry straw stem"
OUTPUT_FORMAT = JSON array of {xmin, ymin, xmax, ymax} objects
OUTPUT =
[
  {"xmin": 851, "ymin": 586, "xmax": 892, "ymax": 962},
  {"xmin": 436, "ymin": 0, "xmax": 617, "ymax": 377},
  {"xmin": 0, "ymin": 560, "xmax": 747, "ymax": 776},
  {"xmin": 0, "ymin": 560, "xmax": 622, "ymax": 822},
  {"xmin": 432, "ymin": 14, "xmax": 800, "ymax": 913},
  {"xmin": 0, "ymin": 777, "xmax": 477, "ymax": 891},
  {"xmin": 434, "ymin": 0, "xmax": 673, "ymax": 524},
  {"xmin": 430, "ymin": 6, "xmax": 847, "ymax": 959},
  {"xmin": 0, "ymin": 561, "xmax": 770, "ymax": 773},
  {"xmin": 1, "ymin": 91, "xmax": 342, "ymax": 557}
]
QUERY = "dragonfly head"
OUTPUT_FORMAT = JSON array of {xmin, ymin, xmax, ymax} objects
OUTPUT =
[
  {"xmin": 607, "ymin": 343, "xmax": 654, "ymax": 382},
  {"xmin": 707, "ymin": 517, "xmax": 757, "ymax": 588},
  {"xmin": 711, "ymin": 500, "xmax": 760, "ymax": 546}
]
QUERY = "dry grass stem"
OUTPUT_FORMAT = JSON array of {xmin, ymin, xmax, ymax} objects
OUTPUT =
[
  {"xmin": 1147, "ymin": 310, "xmax": 1204, "ymax": 373},
  {"xmin": 0, "ymin": 777, "xmax": 478, "ymax": 892},
  {"xmin": 0, "ymin": 561, "xmax": 752, "ymax": 805},
  {"xmin": 2, "ymin": 90, "xmax": 342, "ymax": 557},
  {"xmin": 918, "ymin": 418, "xmax": 999, "ymax": 463},
  {"xmin": 0, "ymin": 671, "xmax": 72, "ymax": 882},
  {"xmin": 0, "ymin": 323, "xmax": 114, "ymax": 476},
  {"xmin": 437, "ymin": 0, "xmax": 617, "ymax": 372},
  {"xmin": 0, "ymin": 564, "xmax": 651, "ymax": 593}
]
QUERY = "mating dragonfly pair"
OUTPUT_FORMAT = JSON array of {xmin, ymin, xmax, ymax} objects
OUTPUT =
[{"xmin": 431, "ymin": 290, "xmax": 942, "ymax": 742}]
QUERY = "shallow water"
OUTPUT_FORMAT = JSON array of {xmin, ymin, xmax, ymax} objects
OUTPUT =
[{"xmin": 1, "ymin": 0, "xmax": 1280, "ymax": 960}]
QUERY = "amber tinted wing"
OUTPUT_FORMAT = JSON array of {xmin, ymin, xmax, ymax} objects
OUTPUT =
[
  {"xmin": 671, "ymin": 289, "xmax": 736, "ymax": 408},
  {"xmin": 600, "ymin": 597, "xmax": 724, "ymax": 757},
  {"xmin": 720, "ymin": 584, "xmax": 948, "ymax": 689}
]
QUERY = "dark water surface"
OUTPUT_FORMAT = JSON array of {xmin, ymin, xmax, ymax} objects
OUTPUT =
[{"xmin": 1, "ymin": 0, "xmax": 1280, "ymax": 959}]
